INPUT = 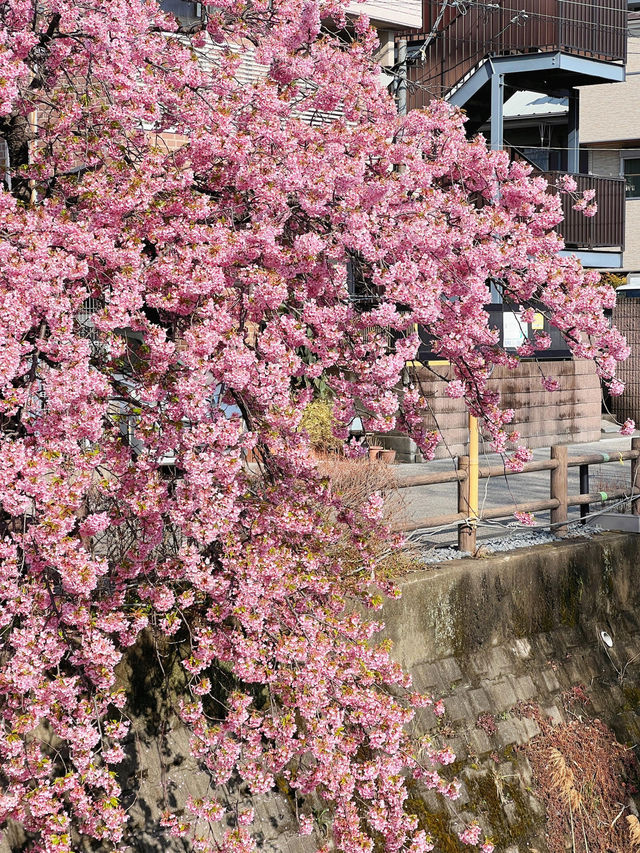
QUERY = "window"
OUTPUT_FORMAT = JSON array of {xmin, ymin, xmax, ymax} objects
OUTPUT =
[
  {"xmin": 159, "ymin": 0, "xmax": 200, "ymax": 19},
  {"xmin": 623, "ymin": 157, "xmax": 640, "ymax": 199}
]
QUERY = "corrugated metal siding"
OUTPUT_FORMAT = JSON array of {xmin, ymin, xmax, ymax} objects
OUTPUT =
[
  {"xmin": 588, "ymin": 152, "xmax": 640, "ymax": 269},
  {"xmin": 346, "ymin": 0, "xmax": 422, "ymax": 29}
]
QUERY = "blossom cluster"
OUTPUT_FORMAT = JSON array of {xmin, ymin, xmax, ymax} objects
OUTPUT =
[{"xmin": 0, "ymin": 0, "xmax": 629, "ymax": 851}]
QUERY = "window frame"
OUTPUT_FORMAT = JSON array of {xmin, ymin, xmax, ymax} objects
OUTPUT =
[{"xmin": 621, "ymin": 153, "xmax": 640, "ymax": 199}]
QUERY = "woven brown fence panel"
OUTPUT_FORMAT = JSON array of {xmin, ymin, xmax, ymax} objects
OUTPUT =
[{"xmin": 612, "ymin": 299, "xmax": 640, "ymax": 422}]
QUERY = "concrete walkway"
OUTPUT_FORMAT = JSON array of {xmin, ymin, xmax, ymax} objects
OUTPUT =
[{"xmin": 392, "ymin": 429, "xmax": 637, "ymax": 548}]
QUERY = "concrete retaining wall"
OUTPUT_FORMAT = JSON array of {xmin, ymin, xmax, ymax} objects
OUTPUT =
[
  {"xmin": 3, "ymin": 533, "xmax": 640, "ymax": 853},
  {"xmin": 383, "ymin": 531, "xmax": 640, "ymax": 851},
  {"xmin": 384, "ymin": 360, "xmax": 601, "ymax": 461}
]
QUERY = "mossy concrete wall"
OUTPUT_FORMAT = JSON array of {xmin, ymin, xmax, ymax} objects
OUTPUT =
[
  {"xmin": 3, "ymin": 533, "xmax": 640, "ymax": 853},
  {"xmin": 385, "ymin": 532, "xmax": 640, "ymax": 851}
]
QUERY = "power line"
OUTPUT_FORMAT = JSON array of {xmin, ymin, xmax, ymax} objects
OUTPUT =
[{"xmin": 502, "ymin": 142, "xmax": 640, "ymax": 155}]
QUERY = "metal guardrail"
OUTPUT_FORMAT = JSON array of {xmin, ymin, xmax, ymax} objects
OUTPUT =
[{"xmin": 547, "ymin": 172, "xmax": 626, "ymax": 250}]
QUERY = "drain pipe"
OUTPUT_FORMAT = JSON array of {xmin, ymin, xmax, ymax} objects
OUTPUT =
[{"xmin": 397, "ymin": 38, "xmax": 407, "ymax": 117}]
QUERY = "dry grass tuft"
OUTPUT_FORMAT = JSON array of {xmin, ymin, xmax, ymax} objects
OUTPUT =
[
  {"xmin": 316, "ymin": 456, "xmax": 418, "ymax": 581},
  {"xmin": 628, "ymin": 814, "xmax": 640, "ymax": 847},
  {"xmin": 523, "ymin": 711, "xmax": 640, "ymax": 853},
  {"xmin": 317, "ymin": 455, "xmax": 404, "ymax": 523},
  {"xmin": 548, "ymin": 748, "xmax": 581, "ymax": 812}
]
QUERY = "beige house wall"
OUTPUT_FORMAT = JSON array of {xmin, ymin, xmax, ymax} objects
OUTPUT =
[
  {"xmin": 621, "ymin": 198, "xmax": 640, "ymax": 271},
  {"xmin": 580, "ymin": 43, "xmax": 640, "ymax": 144},
  {"xmin": 589, "ymin": 149, "xmax": 619, "ymax": 177},
  {"xmin": 581, "ymin": 36, "xmax": 640, "ymax": 271}
]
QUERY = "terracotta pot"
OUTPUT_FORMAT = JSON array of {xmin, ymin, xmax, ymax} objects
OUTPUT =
[
  {"xmin": 368, "ymin": 445, "xmax": 383, "ymax": 460},
  {"xmin": 380, "ymin": 449, "xmax": 396, "ymax": 464}
]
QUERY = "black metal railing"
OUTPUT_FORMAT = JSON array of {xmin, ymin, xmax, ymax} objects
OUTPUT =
[
  {"xmin": 546, "ymin": 172, "xmax": 626, "ymax": 250},
  {"xmin": 404, "ymin": 0, "xmax": 627, "ymax": 108}
]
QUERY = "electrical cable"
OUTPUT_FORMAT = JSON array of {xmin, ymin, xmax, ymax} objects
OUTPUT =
[
  {"xmin": 411, "ymin": 490, "xmax": 640, "ymax": 545},
  {"xmin": 500, "ymin": 142, "xmax": 640, "ymax": 154}
]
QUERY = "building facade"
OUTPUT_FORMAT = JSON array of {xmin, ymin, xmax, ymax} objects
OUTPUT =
[
  {"xmin": 398, "ymin": 0, "xmax": 628, "ymax": 269},
  {"xmin": 580, "ymin": 12, "xmax": 640, "ymax": 274},
  {"xmin": 383, "ymin": 0, "xmax": 630, "ymax": 457},
  {"xmin": 159, "ymin": 0, "xmax": 628, "ymax": 458}
]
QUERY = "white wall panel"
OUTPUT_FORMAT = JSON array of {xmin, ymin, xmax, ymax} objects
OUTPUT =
[{"xmin": 346, "ymin": 0, "xmax": 422, "ymax": 30}]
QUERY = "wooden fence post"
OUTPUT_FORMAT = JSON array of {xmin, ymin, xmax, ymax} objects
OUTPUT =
[
  {"xmin": 550, "ymin": 445, "xmax": 569, "ymax": 533},
  {"xmin": 457, "ymin": 455, "xmax": 476, "ymax": 553},
  {"xmin": 632, "ymin": 437, "xmax": 640, "ymax": 516}
]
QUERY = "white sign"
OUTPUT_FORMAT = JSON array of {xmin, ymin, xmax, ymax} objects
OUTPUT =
[{"xmin": 503, "ymin": 313, "xmax": 528, "ymax": 349}]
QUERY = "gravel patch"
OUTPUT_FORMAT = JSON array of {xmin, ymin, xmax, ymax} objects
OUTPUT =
[{"xmin": 417, "ymin": 523, "xmax": 600, "ymax": 565}]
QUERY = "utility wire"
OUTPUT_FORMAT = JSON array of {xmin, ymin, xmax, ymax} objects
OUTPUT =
[{"xmin": 500, "ymin": 143, "xmax": 640, "ymax": 152}]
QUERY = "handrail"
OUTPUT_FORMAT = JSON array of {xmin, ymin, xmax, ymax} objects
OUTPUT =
[
  {"xmin": 396, "ymin": 457, "xmax": 564, "ymax": 489},
  {"xmin": 392, "ymin": 438, "xmax": 640, "ymax": 548},
  {"xmin": 568, "ymin": 450, "xmax": 639, "ymax": 467},
  {"xmin": 403, "ymin": 0, "xmax": 627, "ymax": 110}
]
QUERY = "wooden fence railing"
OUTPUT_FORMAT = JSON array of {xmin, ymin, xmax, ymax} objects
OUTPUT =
[{"xmin": 394, "ymin": 438, "xmax": 640, "ymax": 552}]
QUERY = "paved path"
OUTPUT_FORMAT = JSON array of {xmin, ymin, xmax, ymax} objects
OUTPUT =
[{"xmin": 392, "ymin": 431, "xmax": 636, "ymax": 548}]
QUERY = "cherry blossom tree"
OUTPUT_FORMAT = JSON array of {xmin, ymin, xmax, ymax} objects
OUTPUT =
[{"xmin": 0, "ymin": 1, "xmax": 628, "ymax": 852}]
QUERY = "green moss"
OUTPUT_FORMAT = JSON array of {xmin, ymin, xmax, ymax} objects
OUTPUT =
[
  {"xmin": 442, "ymin": 758, "xmax": 466, "ymax": 777},
  {"xmin": 558, "ymin": 559, "xmax": 585, "ymax": 627},
  {"xmin": 622, "ymin": 685, "xmax": 640, "ymax": 712},
  {"xmin": 502, "ymin": 743, "xmax": 517, "ymax": 762},
  {"xmin": 510, "ymin": 567, "xmax": 555, "ymax": 637},
  {"xmin": 405, "ymin": 784, "xmax": 460, "ymax": 853},
  {"xmin": 464, "ymin": 771, "xmax": 539, "ymax": 846},
  {"xmin": 120, "ymin": 629, "xmax": 189, "ymax": 736},
  {"xmin": 600, "ymin": 548, "xmax": 615, "ymax": 598},
  {"xmin": 447, "ymin": 574, "xmax": 480, "ymax": 657}
]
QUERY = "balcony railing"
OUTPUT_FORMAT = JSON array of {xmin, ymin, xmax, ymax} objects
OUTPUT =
[
  {"xmin": 547, "ymin": 172, "xmax": 625, "ymax": 250},
  {"xmin": 405, "ymin": 0, "xmax": 627, "ymax": 108},
  {"xmin": 501, "ymin": 147, "xmax": 625, "ymax": 251}
]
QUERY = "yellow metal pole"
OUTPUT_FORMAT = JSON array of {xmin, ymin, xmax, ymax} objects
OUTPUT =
[{"xmin": 468, "ymin": 413, "xmax": 479, "ymax": 549}]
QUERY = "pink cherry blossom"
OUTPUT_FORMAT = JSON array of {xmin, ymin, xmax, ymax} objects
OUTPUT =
[
  {"xmin": 541, "ymin": 376, "xmax": 560, "ymax": 392},
  {"xmin": 0, "ymin": 1, "xmax": 630, "ymax": 852},
  {"xmin": 458, "ymin": 822, "xmax": 482, "ymax": 845},
  {"xmin": 621, "ymin": 418, "xmax": 636, "ymax": 436}
]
